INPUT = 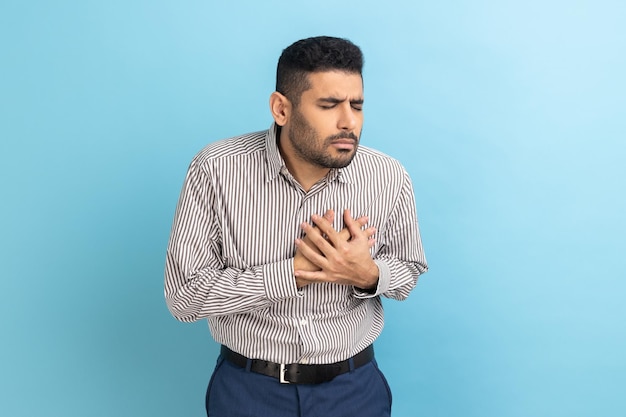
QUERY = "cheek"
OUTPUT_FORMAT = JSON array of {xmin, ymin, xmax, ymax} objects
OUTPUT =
[{"xmin": 309, "ymin": 120, "xmax": 334, "ymax": 139}]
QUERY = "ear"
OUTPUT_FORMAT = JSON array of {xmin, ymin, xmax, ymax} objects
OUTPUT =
[{"xmin": 269, "ymin": 92, "xmax": 291, "ymax": 126}]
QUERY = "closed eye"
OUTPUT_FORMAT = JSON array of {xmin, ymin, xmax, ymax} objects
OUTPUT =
[{"xmin": 317, "ymin": 97, "xmax": 364, "ymax": 110}]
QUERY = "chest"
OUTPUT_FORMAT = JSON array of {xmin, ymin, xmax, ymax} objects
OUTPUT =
[{"xmin": 214, "ymin": 175, "xmax": 396, "ymax": 267}]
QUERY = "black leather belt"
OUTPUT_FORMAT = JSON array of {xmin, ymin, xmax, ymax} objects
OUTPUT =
[{"xmin": 220, "ymin": 345, "xmax": 374, "ymax": 384}]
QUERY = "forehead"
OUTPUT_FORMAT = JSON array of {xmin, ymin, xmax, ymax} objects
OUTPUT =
[{"xmin": 302, "ymin": 71, "xmax": 364, "ymax": 99}]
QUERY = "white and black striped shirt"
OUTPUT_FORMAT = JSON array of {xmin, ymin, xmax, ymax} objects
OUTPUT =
[{"xmin": 165, "ymin": 124, "xmax": 427, "ymax": 364}]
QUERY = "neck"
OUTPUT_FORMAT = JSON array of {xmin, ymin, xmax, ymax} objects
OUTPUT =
[{"xmin": 277, "ymin": 130, "xmax": 329, "ymax": 192}]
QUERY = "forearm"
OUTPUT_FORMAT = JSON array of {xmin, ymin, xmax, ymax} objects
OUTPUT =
[
  {"xmin": 353, "ymin": 257, "xmax": 424, "ymax": 300},
  {"xmin": 165, "ymin": 254, "xmax": 300, "ymax": 321}
]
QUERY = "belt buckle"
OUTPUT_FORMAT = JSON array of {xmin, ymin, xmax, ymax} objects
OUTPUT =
[{"xmin": 279, "ymin": 364, "xmax": 290, "ymax": 384}]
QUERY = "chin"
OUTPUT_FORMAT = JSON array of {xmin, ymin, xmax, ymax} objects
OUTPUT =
[{"xmin": 329, "ymin": 154, "xmax": 357, "ymax": 169}]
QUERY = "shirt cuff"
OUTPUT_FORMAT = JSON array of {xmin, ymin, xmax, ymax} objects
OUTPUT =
[
  {"xmin": 262, "ymin": 258, "xmax": 302, "ymax": 301},
  {"xmin": 353, "ymin": 259, "xmax": 390, "ymax": 298}
]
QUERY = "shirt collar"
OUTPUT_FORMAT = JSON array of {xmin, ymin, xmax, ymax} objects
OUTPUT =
[
  {"xmin": 265, "ymin": 123, "xmax": 284, "ymax": 182},
  {"xmin": 264, "ymin": 122, "xmax": 355, "ymax": 184}
]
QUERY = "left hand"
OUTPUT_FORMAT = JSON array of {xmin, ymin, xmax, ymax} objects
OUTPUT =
[{"xmin": 294, "ymin": 209, "xmax": 379, "ymax": 289}]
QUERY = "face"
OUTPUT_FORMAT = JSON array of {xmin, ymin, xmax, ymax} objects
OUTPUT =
[{"xmin": 285, "ymin": 71, "xmax": 364, "ymax": 169}]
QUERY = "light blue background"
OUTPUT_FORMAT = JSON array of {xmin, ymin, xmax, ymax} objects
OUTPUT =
[{"xmin": 1, "ymin": 1, "xmax": 625, "ymax": 416}]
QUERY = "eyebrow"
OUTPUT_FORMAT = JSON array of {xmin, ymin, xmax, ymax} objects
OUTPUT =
[{"xmin": 317, "ymin": 97, "xmax": 364, "ymax": 105}]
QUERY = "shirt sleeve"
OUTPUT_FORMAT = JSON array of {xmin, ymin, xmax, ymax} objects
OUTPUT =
[
  {"xmin": 353, "ymin": 168, "xmax": 428, "ymax": 300},
  {"xmin": 164, "ymin": 159, "xmax": 301, "ymax": 322}
]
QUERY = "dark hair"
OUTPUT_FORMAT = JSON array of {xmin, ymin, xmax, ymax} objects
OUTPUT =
[{"xmin": 276, "ymin": 36, "xmax": 363, "ymax": 105}]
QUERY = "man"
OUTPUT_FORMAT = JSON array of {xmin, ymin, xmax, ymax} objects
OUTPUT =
[{"xmin": 165, "ymin": 36, "xmax": 427, "ymax": 417}]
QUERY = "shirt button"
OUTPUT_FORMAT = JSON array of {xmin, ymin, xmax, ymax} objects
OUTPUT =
[
  {"xmin": 300, "ymin": 319, "xmax": 308, "ymax": 326},
  {"xmin": 300, "ymin": 357, "xmax": 309, "ymax": 364}
]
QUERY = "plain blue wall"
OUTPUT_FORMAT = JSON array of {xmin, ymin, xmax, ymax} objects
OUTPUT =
[{"xmin": 1, "ymin": 1, "xmax": 625, "ymax": 416}]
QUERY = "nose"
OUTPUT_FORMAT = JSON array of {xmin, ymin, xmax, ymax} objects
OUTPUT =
[{"xmin": 338, "ymin": 103, "xmax": 359, "ymax": 131}]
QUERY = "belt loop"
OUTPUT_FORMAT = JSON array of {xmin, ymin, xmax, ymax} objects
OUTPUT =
[
  {"xmin": 245, "ymin": 359, "xmax": 252, "ymax": 372},
  {"xmin": 348, "ymin": 357, "xmax": 355, "ymax": 372}
]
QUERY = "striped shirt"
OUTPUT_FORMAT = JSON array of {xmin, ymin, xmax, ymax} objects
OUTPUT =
[{"xmin": 164, "ymin": 124, "xmax": 427, "ymax": 364}]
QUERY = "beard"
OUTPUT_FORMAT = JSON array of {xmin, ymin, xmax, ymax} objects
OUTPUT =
[{"xmin": 287, "ymin": 108, "xmax": 359, "ymax": 169}]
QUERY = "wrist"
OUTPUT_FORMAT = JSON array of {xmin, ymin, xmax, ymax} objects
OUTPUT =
[{"xmin": 360, "ymin": 262, "xmax": 379, "ymax": 290}]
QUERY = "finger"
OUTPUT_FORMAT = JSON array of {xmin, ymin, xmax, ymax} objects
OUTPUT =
[
  {"xmin": 322, "ymin": 209, "xmax": 335, "ymax": 223},
  {"xmin": 300, "ymin": 235, "xmax": 323, "ymax": 255},
  {"xmin": 304, "ymin": 210, "xmax": 334, "ymax": 237},
  {"xmin": 300, "ymin": 223, "xmax": 324, "ymax": 249},
  {"xmin": 338, "ymin": 216, "xmax": 367, "ymax": 241},
  {"xmin": 301, "ymin": 228, "xmax": 323, "ymax": 255},
  {"xmin": 301, "ymin": 222, "xmax": 335, "ymax": 255},
  {"xmin": 304, "ymin": 210, "xmax": 333, "ymax": 238},
  {"xmin": 295, "ymin": 236, "xmax": 330, "ymax": 267},
  {"xmin": 343, "ymin": 209, "xmax": 368, "ymax": 240},
  {"xmin": 363, "ymin": 226, "xmax": 377, "ymax": 240},
  {"xmin": 310, "ymin": 213, "xmax": 341, "ymax": 245},
  {"xmin": 320, "ymin": 210, "xmax": 335, "ymax": 240},
  {"xmin": 355, "ymin": 215, "xmax": 369, "ymax": 228},
  {"xmin": 296, "ymin": 276, "xmax": 313, "ymax": 288},
  {"xmin": 294, "ymin": 269, "xmax": 327, "ymax": 283},
  {"xmin": 301, "ymin": 210, "xmax": 333, "ymax": 252}
]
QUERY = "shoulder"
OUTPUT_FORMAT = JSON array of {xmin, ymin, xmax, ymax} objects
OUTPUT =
[
  {"xmin": 191, "ymin": 130, "xmax": 267, "ymax": 168},
  {"xmin": 351, "ymin": 145, "xmax": 409, "ymax": 177},
  {"xmin": 346, "ymin": 146, "xmax": 416, "ymax": 203}
]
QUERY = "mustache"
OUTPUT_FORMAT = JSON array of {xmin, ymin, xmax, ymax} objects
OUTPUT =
[{"xmin": 327, "ymin": 132, "xmax": 359, "ymax": 141}]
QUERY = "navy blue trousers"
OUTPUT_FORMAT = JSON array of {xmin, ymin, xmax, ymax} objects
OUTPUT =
[{"xmin": 205, "ymin": 355, "xmax": 392, "ymax": 417}]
